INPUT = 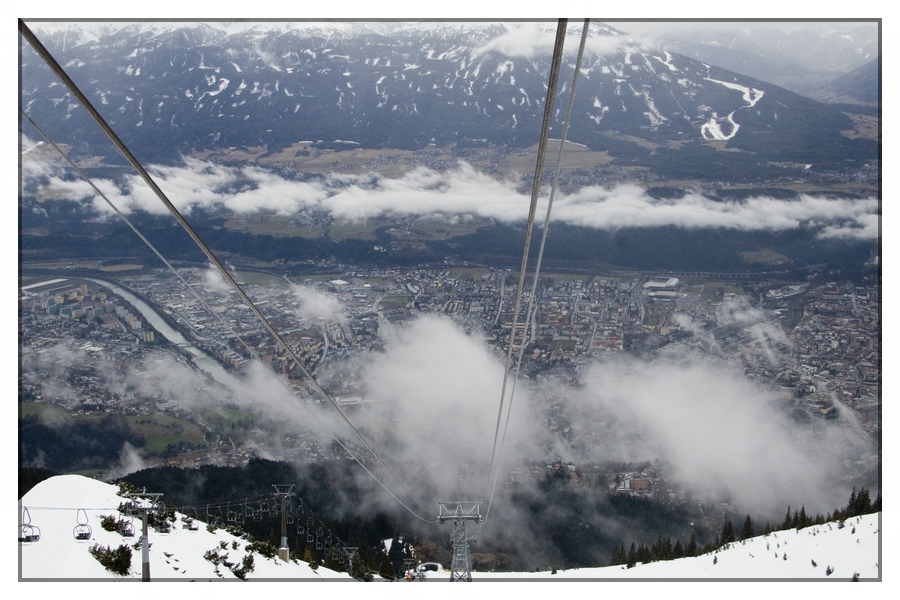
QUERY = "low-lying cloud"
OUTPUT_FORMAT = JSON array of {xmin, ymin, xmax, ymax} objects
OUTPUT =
[
  {"xmin": 22, "ymin": 152, "xmax": 879, "ymax": 241},
  {"xmin": 471, "ymin": 22, "xmax": 632, "ymax": 60},
  {"xmin": 290, "ymin": 284, "xmax": 347, "ymax": 324},
  {"xmin": 21, "ymin": 310, "xmax": 877, "ymax": 536}
]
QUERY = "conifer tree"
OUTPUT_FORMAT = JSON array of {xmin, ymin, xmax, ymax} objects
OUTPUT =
[
  {"xmin": 721, "ymin": 520, "xmax": 735, "ymax": 545},
  {"xmin": 740, "ymin": 515, "xmax": 755, "ymax": 540},
  {"xmin": 378, "ymin": 552, "xmax": 396, "ymax": 580},
  {"xmin": 626, "ymin": 542, "xmax": 637, "ymax": 568},
  {"xmin": 782, "ymin": 505, "xmax": 793, "ymax": 530},
  {"xmin": 610, "ymin": 543, "xmax": 627, "ymax": 566},
  {"xmin": 638, "ymin": 542, "xmax": 651, "ymax": 564},
  {"xmin": 686, "ymin": 533, "xmax": 698, "ymax": 557}
]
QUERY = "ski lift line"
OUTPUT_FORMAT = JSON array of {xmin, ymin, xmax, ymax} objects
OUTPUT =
[
  {"xmin": 482, "ymin": 19, "xmax": 590, "ymax": 529},
  {"xmin": 485, "ymin": 18, "xmax": 568, "ymax": 504},
  {"xmin": 20, "ymin": 20, "xmax": 434, "ymax": 524}
]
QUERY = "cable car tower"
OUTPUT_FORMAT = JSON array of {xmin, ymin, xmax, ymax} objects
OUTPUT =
[
  {"xmin": 123, "ymin": 490, "xmax": 163, "ymax": 582},
  {"xmin": 272, "ymin": 484, "xmax": 294, "ymax": 561},
  {"xmin": 437, "ymin": 502, "xmax": 482, "ymax": 582}
]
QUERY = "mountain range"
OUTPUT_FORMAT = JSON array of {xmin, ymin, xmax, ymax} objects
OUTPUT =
[{"xmin": 20, "ymin": 21, "xmax": 879, "ymax": 176}]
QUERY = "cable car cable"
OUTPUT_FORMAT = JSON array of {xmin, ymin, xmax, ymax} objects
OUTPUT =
[
  {"xmin": 482, "ymin": 19, "xmax": 590, "ymax": 528},
  {"xmin": 484, "ymin": 17, "xmax": 567, "ymax": 512},
  {"xmin": 19, "ymin": 19, "xmax": 435, "ymax": 524}
]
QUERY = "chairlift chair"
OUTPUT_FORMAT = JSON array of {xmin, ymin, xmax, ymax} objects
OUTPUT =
[
  {"xmin": 18, "ymin": 507, "xmax": 41, "ymax": 543},
  {"xmin": 205, "ymin": 504, "xmax": 221, "ymax": 528},
  {"xmin": 121, "ymin": 517, "xmax": 135, "ymax": 538},
  {"xmin": 73, "ymin": 508, "xmax": 92, "ymax": 541},
  {"xmin": 19, "ymin": 524, "xmax": 41, "ymax": 543}
]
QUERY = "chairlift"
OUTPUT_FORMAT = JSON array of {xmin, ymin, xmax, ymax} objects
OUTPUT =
[
  {"xmin": 286, "ymin": 510, "xmax": 296, "ymax": 525},
  {"xmin": 306, "ymin": 532, "xmax": 314, "ymax": 543},
  {"xmin": 18, "ymin": 507, "xmax": 41, "ymax": 543},
  {"xmin": 205, "ymin": 504, "xmax": 220, "ymax": 528},
  {"xmin": 267, "ymin": 497, "xmax": 279, "ymax": 517},
  {"xmin": 226, "ymin": 503, "xmax": 237, "ymax": 523},
  {"xmin": 244, "ymin": 503, "xmax": 254, "ymax": 519},
  {"xmin": 316, "ymin": 537, "xmax": 323, "ymax": 550},
  {"xmin": 121, "ymin": 516, "xmax": 135, "ymax": 538},
  {"xmin": 73, "ymin": 508, "xmax": 92, "ymax": 541},
  {"xmin": 296, "ymin": 523, "xmax": 305, "ymax": 535}
]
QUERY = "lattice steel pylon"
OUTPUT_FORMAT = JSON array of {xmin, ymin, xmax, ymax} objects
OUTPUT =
[
  {"xmin": 273, "ymin": 484, "xmax": 295, "ymax": 562},
  {"xmin": 437, "ymin": 502, "xmax": 482, "ymax": 582},
  {"xmin": 123, "ymin": 490, "xmax": 163, "ymax": 582}
]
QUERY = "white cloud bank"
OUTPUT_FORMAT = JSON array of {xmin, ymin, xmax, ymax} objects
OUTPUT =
[{"xmin": 22, "ymin": 153, "xmax": 879, "ymax": 241}]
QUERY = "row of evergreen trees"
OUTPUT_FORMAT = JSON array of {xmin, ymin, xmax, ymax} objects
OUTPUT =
[{"xmin": 610, "ymin": 487, "xmax": 881, "ymax": 568}]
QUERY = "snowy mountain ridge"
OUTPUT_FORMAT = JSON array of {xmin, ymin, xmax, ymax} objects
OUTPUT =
[
  {"xmin": 18, "ymin": 474, "xmax": 882, "ymax": 582},
  {"xmin": 20, "ymin": 20, "xmax": 871, "ymax": 169}
]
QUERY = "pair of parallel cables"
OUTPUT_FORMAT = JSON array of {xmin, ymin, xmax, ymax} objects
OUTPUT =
[
  {"xmin": 18, "ymin": 19, "xmax": 434, "ymax": 524},
  {"xmin": 482, "ymin": 19, "xmax": 590, "ymax": 527}
]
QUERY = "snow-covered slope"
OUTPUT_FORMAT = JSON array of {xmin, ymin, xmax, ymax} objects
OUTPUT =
[
  {"xmin": 468, "ymin": 513, "xmax": 881, "ymax": 580},
  {"xmin": 18, "ymin": 474, "xmax": 352, "ymax": 580},
  {"xmin": 18, "ymin": 474, "xmax": 881, "ymax": 581}
]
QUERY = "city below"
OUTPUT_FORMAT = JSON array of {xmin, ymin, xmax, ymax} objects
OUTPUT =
[{"xmin": 19, "ymin": 260, "xmax": 880, "ymax": 507}]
